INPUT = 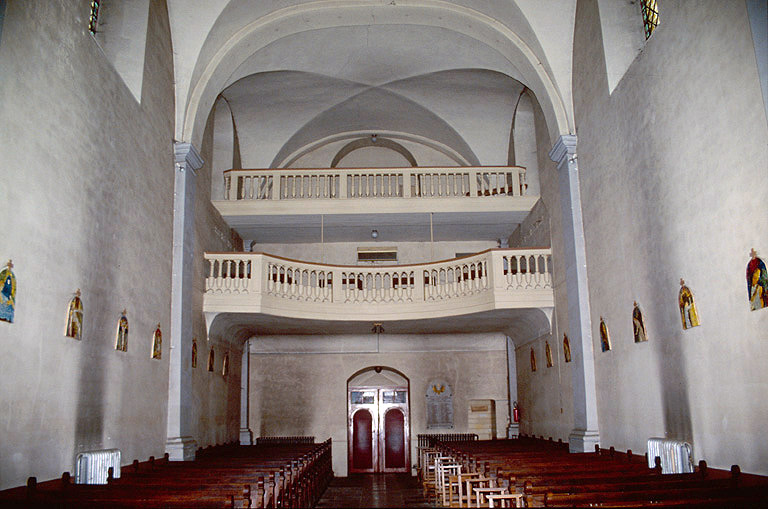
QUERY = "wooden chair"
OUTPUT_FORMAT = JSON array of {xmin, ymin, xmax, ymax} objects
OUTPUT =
[
  {"xmin": 486, "ymin": 492, "xmax": 523, "ymax": 508},
  {"xmin": 473, "ymin": 486, "xmax": 508, "ymax": 508}
]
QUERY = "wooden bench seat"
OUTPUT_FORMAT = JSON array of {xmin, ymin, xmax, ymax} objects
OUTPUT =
[
  {"xmin": 0, "ymin": 439, "xmax": 333, "ymax": 509},
  {"xmin": 429, "ymin": 437, "xmax": 768, "ymax": 509}
]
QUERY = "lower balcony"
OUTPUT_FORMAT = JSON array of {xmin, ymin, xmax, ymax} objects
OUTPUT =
[{"xmin": 203, "ymin": 249, "xmax": 554, "ymax": 337}]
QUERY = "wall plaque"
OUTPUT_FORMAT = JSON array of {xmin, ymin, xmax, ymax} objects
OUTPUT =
[{"xmin": 426, "ymin": 379, "xmax": 453, "ymax": 429}]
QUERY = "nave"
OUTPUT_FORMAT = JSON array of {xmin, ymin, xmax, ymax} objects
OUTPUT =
[
  {"xmin": 315, "ymin": 474, "xmax": 430, "ymax": 508},
  {"xmin": 3, "ymin": 436, "xmax": 767, "ymax": 508}
]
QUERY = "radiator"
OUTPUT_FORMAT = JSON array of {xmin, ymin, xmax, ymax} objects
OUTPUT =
[
  {"xmin": 75, "ymin": 448, "xmax": 121, "ymax": 484},
  {"xmin": 647, "ymin": 438, "xmax": 693, "ymax": 474}
]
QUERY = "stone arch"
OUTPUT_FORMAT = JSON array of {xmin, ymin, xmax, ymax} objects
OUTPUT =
[
  {"xmin": 331, "ymin": 136, "xmax": 418, "ymax": 168},
  {"xmin": 179, "ymin": 1, "xmax": 572, "ymax": 150},
  {"xmin": 268, "ymin": 82, "xmax": 480, "ymax": 168}
]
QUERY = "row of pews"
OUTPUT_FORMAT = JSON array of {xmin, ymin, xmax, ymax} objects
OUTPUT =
[
  {"xmin": 0, "ymin": 438, "xmax": 333, "ymax": 508},
  {"xmin": 419, "ymin": 435, "xmax": 768, "ymax": 508}
]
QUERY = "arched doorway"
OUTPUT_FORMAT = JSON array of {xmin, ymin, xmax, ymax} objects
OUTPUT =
[{"xmin": 348, "ymin": 367, "xmax": 410, "ymax": 473}]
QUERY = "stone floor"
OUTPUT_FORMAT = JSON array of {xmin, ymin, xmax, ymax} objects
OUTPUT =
[{"xmin": 316, "ymin": 473, "xmax": 432, "ymax": 508}]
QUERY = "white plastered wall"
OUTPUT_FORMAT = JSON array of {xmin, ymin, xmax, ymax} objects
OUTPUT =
[
  {"xmin": 249, "ymin": 333, "xmax": 509, "ymax": 476},
  {"xmin": 0, "ymin": 1, "xmax": 173, "ymax": 489},
  {"xmin": 572, "ymin": 0, "xmax": 768, "ymax": 474}
]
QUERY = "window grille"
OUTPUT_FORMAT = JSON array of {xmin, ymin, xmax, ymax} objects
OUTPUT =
[
  {"xmin": 641, "ymin": 0, "xmax": 659, "ymax": 39},
  {"xmin": 88, "ymin": 0, "xmax": 100, "ymax": 34}
]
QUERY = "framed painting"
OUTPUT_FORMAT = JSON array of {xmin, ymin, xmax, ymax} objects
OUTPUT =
[
  {"xmin": 115, "ymin": 310, "xmax": 128, "ymax": 351},
  {"xmin": 65, "ymin": 290, "xmax": 83, "ymax": 340},
  {"xmin": 678, "ymin": 280, "xmax": 700, "ymax": 329},
  {"xmin": 151, "ymin": 324, "xmax": 162, "ymax": 359},
  {"xmin": 0, "ymin": 260, "xmax": 16, "ymax": 323},
  {"xmin": 747, "ymin": 249, "xmax": 768, "ymax": 311},
  {"xmin": 545, "ymin": 341, "xmax": 553, "ymax": 367},
  {"xmin": 632, "ymin": 302, "xmax": 648, "ymax": 343},
  {"xmin": 599, "ymin": 317, "xmax": 611, "ymax": 352}
]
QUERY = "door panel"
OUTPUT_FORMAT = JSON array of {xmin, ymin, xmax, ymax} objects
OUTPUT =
[
  {"xmin": 384, "ymin": 408, "xmax": 405, "ymax": 469},
  {"xmin": 352, "ymin": 409, "xmax": 373, "ymax": 471},
  {"xmin": 349, "ymin": 385, "xmax": 409, "ymax": 473}
]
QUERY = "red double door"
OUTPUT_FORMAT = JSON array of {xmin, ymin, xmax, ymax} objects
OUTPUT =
[{"xmin": 348, "ymin": 387, "xmax": 410, "ymax": 473}]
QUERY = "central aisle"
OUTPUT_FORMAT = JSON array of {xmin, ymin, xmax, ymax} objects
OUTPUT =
[{"xmin": 315, "ymin": 474, "xmax": 432, "ymax": 508}]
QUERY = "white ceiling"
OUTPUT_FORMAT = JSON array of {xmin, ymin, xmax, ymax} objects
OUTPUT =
[
  {"xmin": 168, "ymin": 0, "xmax": 577, "ymax": 146},
  {"xmin": 210, "ymin": 306, "xmax": 550, "ymax": 340}
]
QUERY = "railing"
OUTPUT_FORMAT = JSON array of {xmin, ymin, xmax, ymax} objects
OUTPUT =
[
  {"xmin": 222, "ymin": 166, "xmax": 528, "ymax": 201},
  {"xmin": 205, "ymin": 249, "xmax": 552, "ymax": 311}
]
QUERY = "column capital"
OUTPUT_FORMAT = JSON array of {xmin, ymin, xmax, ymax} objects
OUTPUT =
[
  {"xmin": 174, "ymin": 142, "xmax": 204, "ymax": 174},
  {"xmin": 548, "ymin": 134, "xmax": 578, "ymax": 166}
]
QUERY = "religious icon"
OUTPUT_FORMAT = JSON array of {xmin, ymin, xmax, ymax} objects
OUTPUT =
[
  {"xmin": 545, "ymin": 341, "xmax": 553, "ymax": 367},
  {"xmin": 115, "ymin": 310, "xmax": 128, "ymax": 351},
  {"xmin": 0, "ymin": 260, "xmax": 17, "ymax": 323},
  {"xmin": 678, "ymin": 280, "xmax": 700, "ymax": 329},
  {"xmin": 747, "ymin": 249, "xmax": 768, "ymax": 311},
  {"xmin": 207, "ymin": 348, "xmax": 215, "ymax": 372},
  {"xmin": 65, "ymin": 289, "xmax": 84, "ymax": 340},
  {"xmin": 530, "ymin": 347, "xmax": 537, "ymax": 372},
  {"xmin": 191, "ymin": 338, "xmax": 198, "ymax": 368},
  {"xmin": 222, "ymin": 352, "xmax": 229, "ymax": 376},
  {"xmin": 151, "ymin": 324, "xmax": 162, "ymax": 359},
  {"xmin": 632, "ymin": 302, "xmax": 648, "ymax": 343},
  {"xmin": 599, "ymin": 317, "xmax": 611, "ymax": 352},
  {"xmin": 563, "ymin": 334, "xmax": 571, "ymax": 363}
]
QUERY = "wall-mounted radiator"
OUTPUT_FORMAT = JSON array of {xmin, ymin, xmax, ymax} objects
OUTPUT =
[
  {"xmin": 75, "ymin": 448, "xmax": 121, "ymax": 484},
  {"xmin": 647, "ymin": 438, "xmax": 693, "ymax": 474}
]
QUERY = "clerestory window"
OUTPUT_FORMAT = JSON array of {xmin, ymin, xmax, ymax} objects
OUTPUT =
[
  {"xmin": 88, "ymin": 0, "xmax": 100, "ymax": 34},
  {"xmin": 641, "ymin": 0, "xmax": 659, "ymax": 39}
]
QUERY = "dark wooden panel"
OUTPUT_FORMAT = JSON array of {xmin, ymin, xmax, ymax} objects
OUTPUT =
[
  {"xmin": 384, "ymin": 408, "xmax": 405, "ymax": 469},
  {"xmin": 353, "ymin": 409, "xmax": 373, "ymax": 470}
]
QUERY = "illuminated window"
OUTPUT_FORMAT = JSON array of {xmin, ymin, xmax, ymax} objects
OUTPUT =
[
  {"xmin": 641, "ymin": 0, "xmax": 659, "ymax": 39},
  {"xmin": 88, "ymin": 1, "xmax": 100, "ymax": 34}
]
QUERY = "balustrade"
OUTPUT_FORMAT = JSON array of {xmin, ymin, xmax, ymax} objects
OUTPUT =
[
  {"xmin": 221, "ymin": 167, "xmax": 528, "ymax": 202},
  {"xmin": 204, "ymin": 249, "xmax": 552, "ymax": 316}
]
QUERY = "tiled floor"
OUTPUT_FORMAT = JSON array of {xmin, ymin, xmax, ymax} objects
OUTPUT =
[{"xmin": 316, "ymin": 473, "xmax": 432, "ymax": 508}]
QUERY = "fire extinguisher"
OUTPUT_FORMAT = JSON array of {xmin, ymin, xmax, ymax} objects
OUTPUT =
[{"xmin": 513, "ymin": 401, "xmax": 520, "ymax": 423}]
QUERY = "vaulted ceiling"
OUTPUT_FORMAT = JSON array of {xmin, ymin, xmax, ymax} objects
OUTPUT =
[{"xmin": 167, "ymin": 0, "xmax": 578, "ymax": 154}]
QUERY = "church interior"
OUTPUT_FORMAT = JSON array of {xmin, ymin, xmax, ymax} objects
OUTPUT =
[{"xmin": 1, "ymin": 0, "xmax": 767, "ymax": 501}]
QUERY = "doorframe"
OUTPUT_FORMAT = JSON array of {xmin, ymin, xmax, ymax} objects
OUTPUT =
[{"xmin": 347, "ymin": 367, "xmax": 411, "ymax": 474}]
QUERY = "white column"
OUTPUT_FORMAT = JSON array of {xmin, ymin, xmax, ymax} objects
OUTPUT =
[
  {"xmin": 166, "ymin": 142, "xmax": 203, "ymax": 461},
  {"xmin": 506, "ymin": 336, "xmax": 520, "ymax": 438},
  {"xmin": 549, "ymin": 135, "xmax": 600, "ymax": 453},
  {"xmin": 239, "ymin": 339, "xmax": 253, "ymax": 445}
]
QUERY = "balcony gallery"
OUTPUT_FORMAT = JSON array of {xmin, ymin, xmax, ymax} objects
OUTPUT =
[
  {"xmin": 203, "ymin": 248, "xmax": 554, "ymax": 337},
  {"xmin": 204, "ymin": 164, "xmax": 551, "ymax": 336}
]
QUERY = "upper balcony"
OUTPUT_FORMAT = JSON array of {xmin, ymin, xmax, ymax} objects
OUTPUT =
[
  {"xmin": 213, "ymin": 167, "xmax": 539, "ymax": 242},
  {"xmin": 203, "ymin": 248, "xmax": 554, "ymax": 336}
]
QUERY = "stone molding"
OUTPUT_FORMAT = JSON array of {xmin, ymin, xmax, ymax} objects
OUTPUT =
[
  {"xmin": 174, "ymin": 142, "xmax": 204, "ymax": 174},
  {"xmin": 548, "ymin": 134, "xmax": 577, "ymax": 167}
]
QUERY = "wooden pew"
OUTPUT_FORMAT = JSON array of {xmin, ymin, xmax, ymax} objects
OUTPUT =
[
  {"xmin": 0, "ymin": 439, "xmax": 333, "ymax": 509},
  {"xmin": 432, "ymin": 437, "xmax": 768, "ymax": 509}
]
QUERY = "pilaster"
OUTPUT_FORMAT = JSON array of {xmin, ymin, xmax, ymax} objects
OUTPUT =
[
  {"xmin": 505, "ymin": 336, "xmax": 519, "ymax": 439},
  {"xmin": 166, "ymin": 142, "xmax": 203, "ymax": 460},
  {"xmin": 549, "ymin": 135, "xmax": 600, "ymax": 453},
  {"xmin": 239, "ymin": 339, "xmax": 253, "ymax": 445}
]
